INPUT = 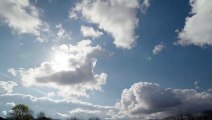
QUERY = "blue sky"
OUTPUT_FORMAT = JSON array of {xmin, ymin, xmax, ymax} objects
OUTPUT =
[{"xmin": 0, "ymin": 0, "xmax": 212, "ymax": 119}]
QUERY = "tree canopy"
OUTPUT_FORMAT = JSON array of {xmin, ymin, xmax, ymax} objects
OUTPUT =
[{"xmin": 7, "ymin": 104, "xmax": 33, "ymax": 120}]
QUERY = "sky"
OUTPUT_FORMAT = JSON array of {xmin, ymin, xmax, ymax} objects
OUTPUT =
[{"xmin": 0, "ymin": 0, "xmax": 212, "ymax": 119}]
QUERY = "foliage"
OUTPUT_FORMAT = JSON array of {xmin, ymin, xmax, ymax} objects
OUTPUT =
[
  {"xmin": 37, "ymin": 112, "xmax": 51, "ymax": 120},
  {"xmin": 7, "ymin": 104, "xmax": 34, "ymax": 120},
  {"xmin": 67, "ymin": 117, "xmax": 80, "ymax": 120},
  {"xmin": 88, "ymin": 117, "xmax": 101, "ymax": 120}
]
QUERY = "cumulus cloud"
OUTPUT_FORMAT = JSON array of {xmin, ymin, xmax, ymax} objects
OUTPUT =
[
  {"xmin": 177, "ymin": 0, "xmax": 212, "ymax": 47},
  {"xmin": 0, "ymin": 93, "xmax": 114, "ymax": 119},
  {"xmin": 0, "ymin": 81, "xmax": 17, "ymax": 94},
  {"xmin": 152, "ymin": 42, "xmax": 165, "ymax": 55},
  {"xmin": 70, "ymin": 0, "xmax": 149, "ymax": 49},
  {"xmin": 0, "ymin": 0, "xmax": 48, "ymax": 39},
  {"xmin": 112, "ymin": 82, "xmax": 212, "ymax": 120},
  {"xmin": 81, "ymin": 25, "xmax": 103, "ymax": 39},
  {"xmin": 14, "ymin": 40, "xmax": 107, "ymax": 98}
]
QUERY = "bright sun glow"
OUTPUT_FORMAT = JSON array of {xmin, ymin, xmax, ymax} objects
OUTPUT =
[{"xmin": 52, "ymin": 51, "xmax": 70, "ymax": 71}]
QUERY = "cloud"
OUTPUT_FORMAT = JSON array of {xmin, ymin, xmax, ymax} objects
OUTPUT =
[
  {"xmin": 46, "ymin": 92, "xmax": 55, "ymax": 98},
  {"xmin": 81, "ymin": 25, "xmax": 103, "ymax": 39},
  {"xmin": 0, "ymin": 93, "xmax": 114, "ymax": 119},
  {"xmin": 112, "ymin": 82, "xmax": 212, "ymax": 120},
  {"xmin": 55, "ymin": 24, "xmax": 71, "ymax": 40},
  {"xmin": 14, "ymin": 40, "xmax": 107, "ymax": 98},
  {"xmin": 152, "ymin": 42, "xmax": 165, "ymax": 55},
  {"xmin": 5, "ymin": 102, "xmax": 16, "ymax": 107},
  {"xmin": 1, "ymin": 81, "xmax": 212, "ymax": 119},
  {"xmin": 0, "ymin": 81, "xmax": 17, "ymax": 94},
  {"xmin": 69, "ymin": 108, "xmax": 105, "ymax": 119},
  {"xmin": 194, "ymin": 81, "xmax": 200, "ymax": 90},
  {"xmin": 0, "ymin": 0, "xmax": 48, "ymax": 39},
  {"xmin": 177, "ymin": 0, "xmax": 212, "ymax": 47},
  {"xmin": 70, "ymin": 0, "xmax": 149, "ymax": 49},
  {"xmin": 7, "ymin": 68, "xmax": 17, "ymax": 77},
  {"xmin": 140, "ymin": 0, "xmax": 150, "ymax": 13}
]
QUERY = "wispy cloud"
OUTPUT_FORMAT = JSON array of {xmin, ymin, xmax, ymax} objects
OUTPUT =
[
  {"xmin": 152, "ymin": 42, "xmax": 165, "ymax": 55},
  {"xmin": 0, "ymin": 81, "xmax": 17, "ymax": 94}
]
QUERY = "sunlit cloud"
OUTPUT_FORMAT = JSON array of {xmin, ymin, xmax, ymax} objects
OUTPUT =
[{"xmin": 12, "ymin": 40, "xmax": 107, "ymax": 98}]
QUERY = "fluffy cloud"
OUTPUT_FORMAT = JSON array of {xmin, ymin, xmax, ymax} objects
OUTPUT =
[
  {"xmin": 0, "ymin": 81, "xmax": 17, "ymax": 94},
  {"xmin": 112, "ymin": 82, "xmax": 212, "ymax": 120},
  {"xmin": 177, "ymin": 0, "xmax": 212, "ymax": 47},
  {"xmin": 0, "ymin": 0, "xmax": 47, "ymax": 39},
  {"xmin": 81, "ymin": 25, "xmax": 103, "ymax": 39},
  {"xmin": 152, "ymin": 42, "xmax": 165, "ymax": 55},
  {"xmin": 15, "ymin": 40, "xmax": 107, "ymax": 98},
  {"xmin": 70, "ymin": 0, "xmax": 149, "ymax": 49},
  {"xmin": 0, "ymin": 93, "xmax": 114, "ymax": 119}
]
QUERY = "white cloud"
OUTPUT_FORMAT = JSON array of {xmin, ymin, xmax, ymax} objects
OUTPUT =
[
  {"xmin": 7, "ymin": 68, "xmax": 16, "ymax": 77},
  {"xmin": 0, "ymin": 81, "xmax": 17, "ymax": 94},
  {"xmin": 55, "ymin": 24, "xmax": 71, "ymax": 40},
  {"xmin": 1, "ymin": 111, "xmax": 7, "ymax": 116},
  {"xmin": 14, "ymin": 40, "xmax": 107, "ymax": 98},
  {"xmin": 81, "ymin": 25, "xmax": 103, "ymax": 39},
  {"xmin": 70, "ymin": 0, "xmax": 149, "ymax": 49},
  {"xmin": 0, "ymin": 0, "xmax": 48, "ymax": 38},
  {"xmin": 177, "ymin": 0, "xmax": 212, "ymax": 47},
  {"xmin": 112, "ymin": 82, "xmax": 212, "ymax": 120},
  {"xmin": 140, "ymin": 0, "xmax": 150, "ymax": 13},
  {"xmin": 1, "ymin": 81, "xmax": 212, "ymax": 119},
  {"xmin": 69, "ymin": 108, "xmax": 105, "ymax": 119},
  {"xmin": 152, "ymin": 42, "xmax": 165, "ymax": 55},
  {"xmin": 5, "ymin": 102, "xmax": 16, "ymax": 107},
  {"xmin": 0, "ymin": 93, "xmax": 114, "ymax": 119}
]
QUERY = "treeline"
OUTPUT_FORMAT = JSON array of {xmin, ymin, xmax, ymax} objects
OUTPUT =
[
  {"xmin": 0, "ymin": 104, "xmax": 100, "ymax": 120},
  {"xmin": 150, "ymin": 110, "xmax": 212, "ymax": 120},
  {"xmin": 1, "ymin": 104, "xmax": 212, "ymax": 120}
]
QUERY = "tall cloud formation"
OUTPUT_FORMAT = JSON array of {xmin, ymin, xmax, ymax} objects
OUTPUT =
[
  {"xmin": 0, "ymin": 0, "xmax": 47, "ymax": 41},
  {"xmin": 0, "ymin": 81, "xmax": 17, "ymax": 94},
  {"xmin": 177, "ymin": 0, "xmax": 212, "ymax": 47},
  {"xmin": 112, "ymin": 82, "xmax": 212, "ymax": 120},
  {"xmin": 70, "ymin": 0, "xmax": 150, "ymax": 49},
  {"xmin": 15, "ymin": 40, "xmax": 107, "ymax": 98}
]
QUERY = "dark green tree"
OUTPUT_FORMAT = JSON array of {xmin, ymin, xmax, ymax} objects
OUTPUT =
[
  {"xmin": 37, "ymin": 112, "xmax": 51, "ymax": 120},
  {"xmin": 7, "ymin": 104, "xmax": 34, "ymax": 120},
  {"xmin": 88, "ymin": 117, "xmax": 101, "ymax": 120},
  {"xmin": 67, "ymin": 117, "xmax": 80, "ymax": 120}
]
